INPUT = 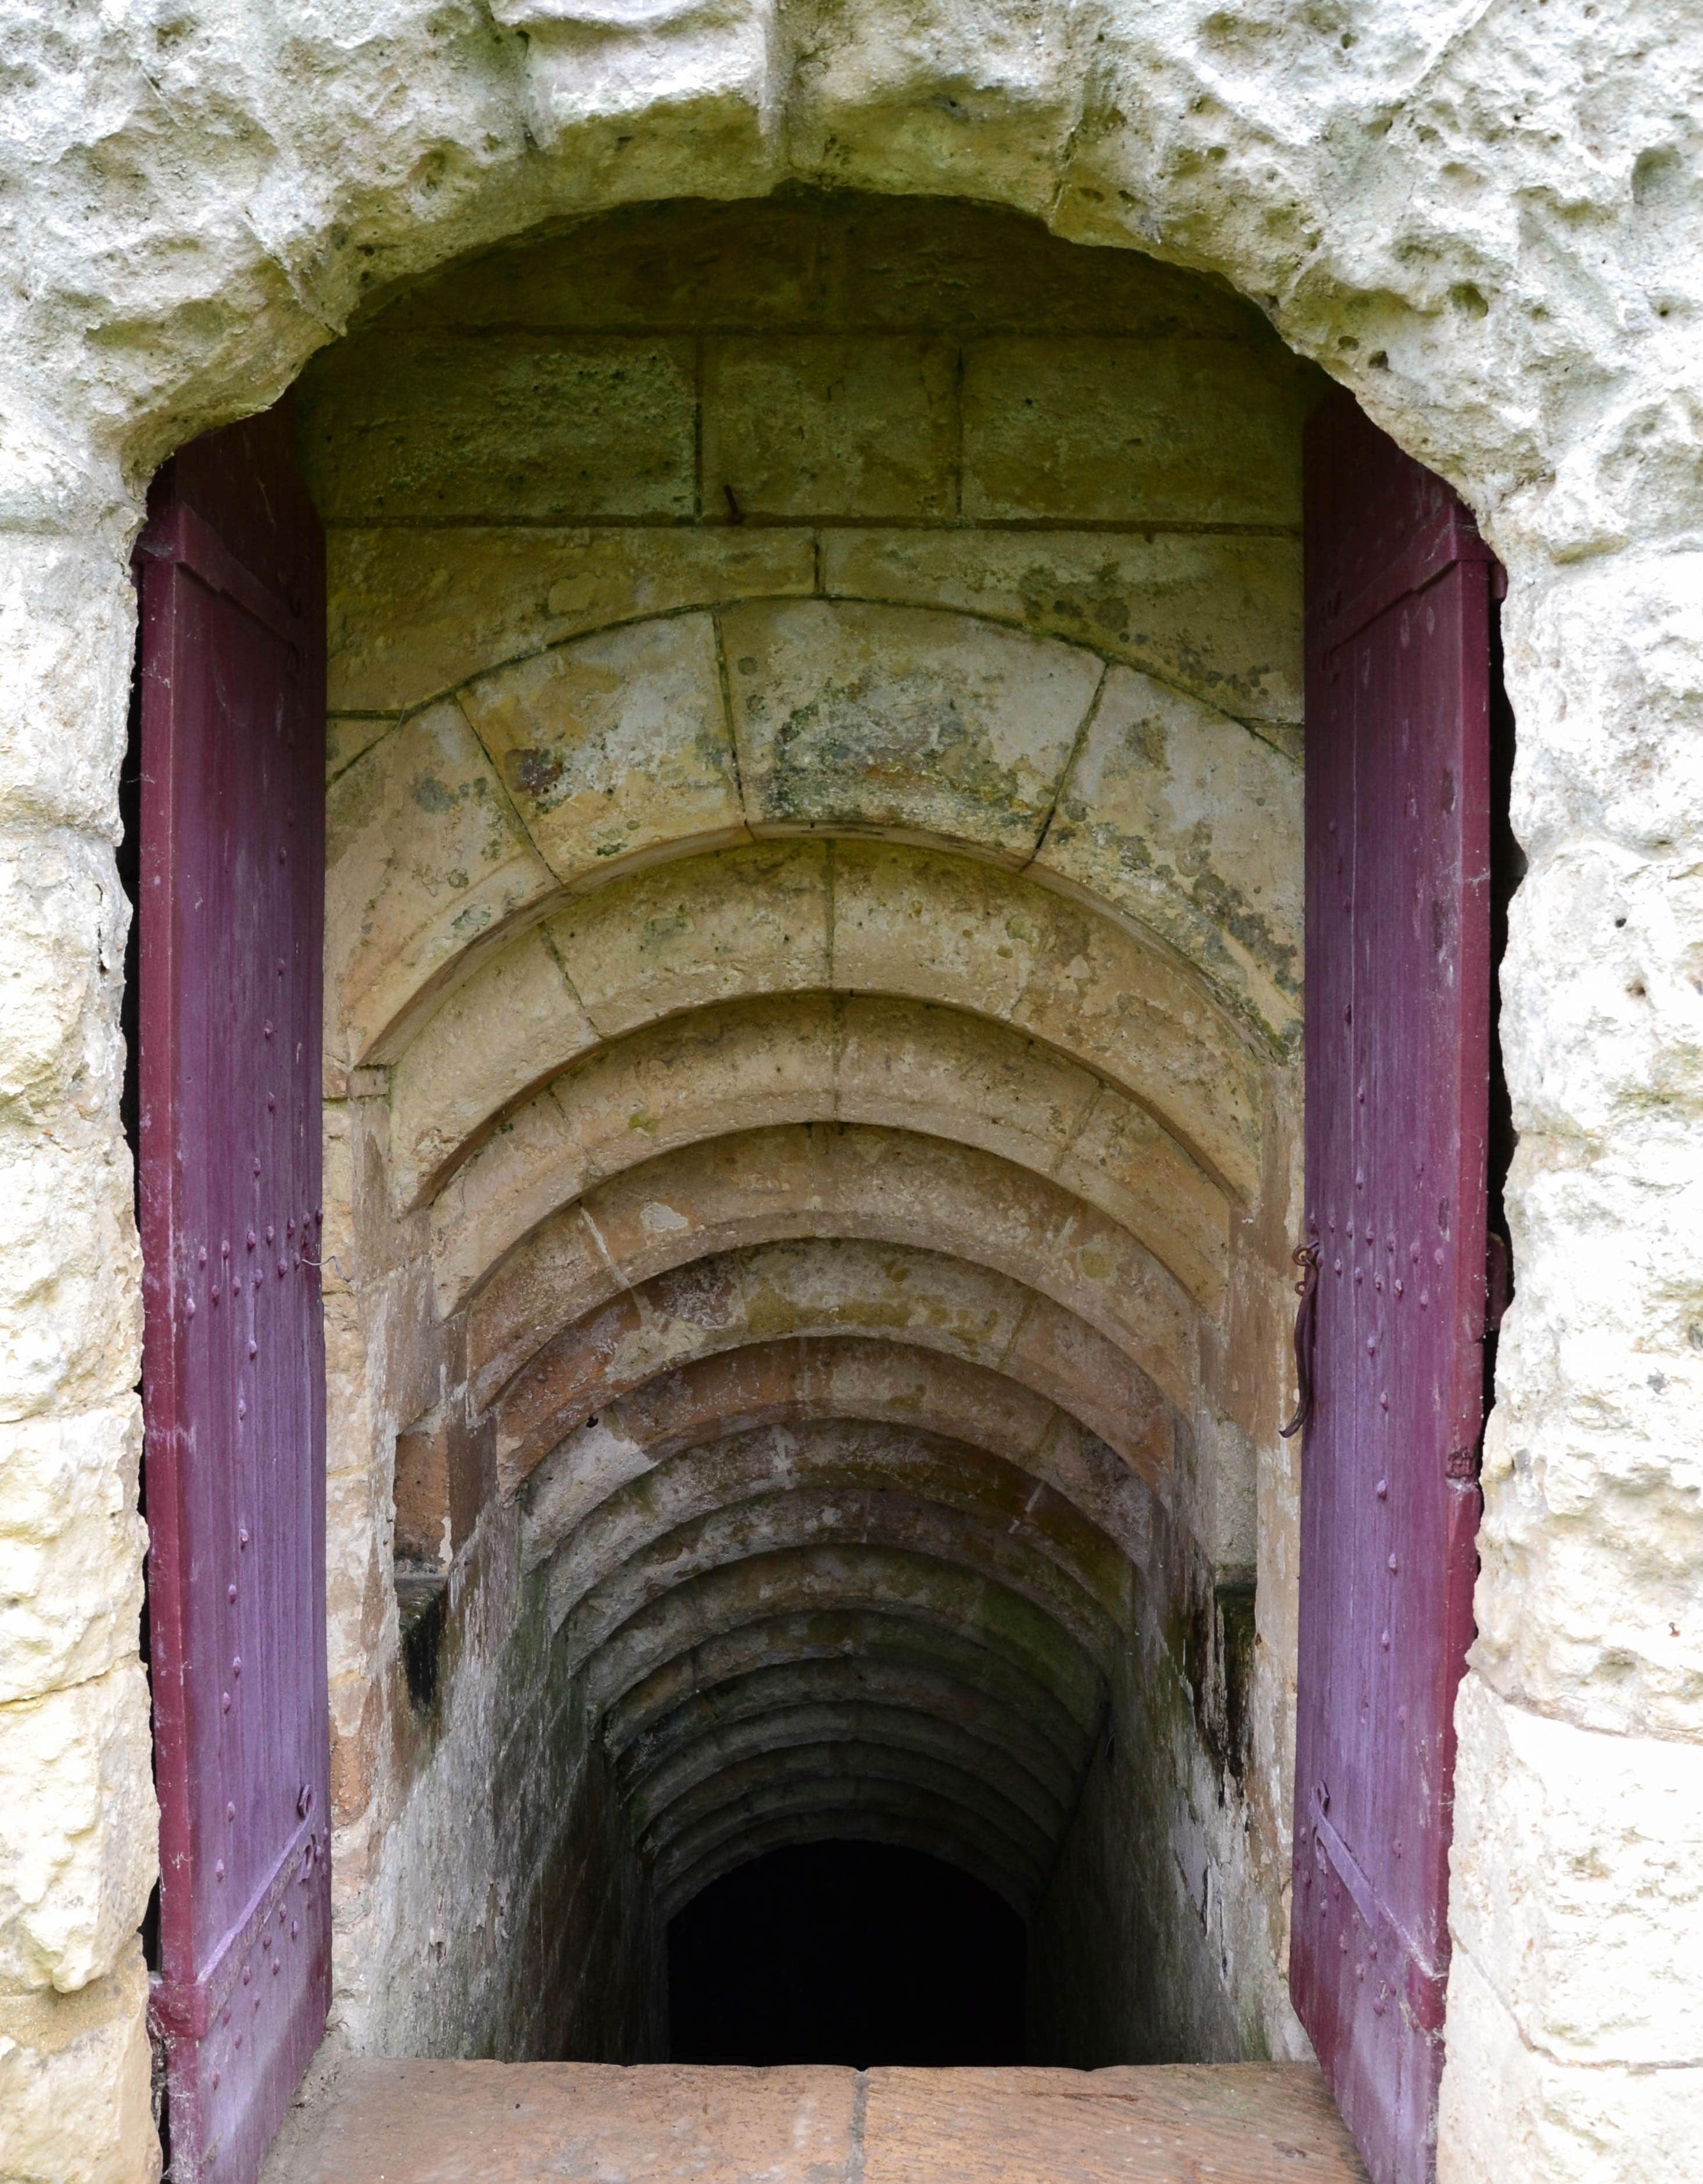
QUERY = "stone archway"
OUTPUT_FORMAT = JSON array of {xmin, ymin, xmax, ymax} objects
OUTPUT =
[
  {"xmin": 3, "ymin": 14, "xmax": 1699, "ymax": 2184},
  {"xmin": 306, "ymin": 197, "xmax": 1310, "ymax": 2077}
]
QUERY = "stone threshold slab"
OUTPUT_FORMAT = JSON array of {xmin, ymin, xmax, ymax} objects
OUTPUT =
[{"xmin": 262, "ymin": 2057, "xmax": 1370, "ymax": 2182}]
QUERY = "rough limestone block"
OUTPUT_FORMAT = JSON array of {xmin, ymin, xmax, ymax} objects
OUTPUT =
[
  {"xmin": 495, "ymin": 1241, "xmax": 1166, "ymax": 1489},
  {"xmin": 493, "ymin": 0, "xmax": 779, "ymax": 174},
  {"xmin": 1035, "ymin": 665, "xmax": 1303, "ymax": 1049},
  {"xmin": 962, "ymin": 339, "xmax": 1307, "ymax": 527},
  {"xmin": 1449, "ymin": 1675, "xmax": 1703, "ymax": 2066},
  {"xmin": 388, "ymin": 195, "xmax": 839, "ymax": 332},
  {"xmin": 0, "ymin": 830, "xmax": 127, "ymax": 1128},
  {"xmin": 297, "ymin": 334, "xmax": 697, "ymax": 522},
  {"xmin": 0, "ymin": 1135, "xmax": 140, "ymax": 1426},
  {"xmin": 542, "ymin": 839, "xmax": 832, "ymax": 1041},
  {"xmin": 0, "ymin": 1664, "xmax": 155, "ymax": 1994},
  {"xmin": 327, "ymin": 527, "xmax": 814, "ymax": 717},
  {"xmin": 0, "ymin": 1405, "xmax": 144, "ymax": 1706},
  {"xmin": 703, "ymin": 336, "xmax": 956, "ymax": 518},
  {"xmin": 1479, "ymin": 854, "xmax": 1703, "ymax": 1737},
  {"xmin": 0, "ymin": 1941, "xmax": 159, "ymax": 2184},
  {"xmin": 1476, "ymin": 1261, "xmax": 1703, "ymax": 1739},
  {"xmin": 1052, "ymin": 1081, "xmax": 1230, "ymax": 1314},
  {"xmin": 388, "ymin": 925, "xmax": 596, "ymax": 1207},
  {"xmin": 820, "ymin": 528, "xmax": 1304, "ymax": 737},
  {"xmin": 1510, "ymin": 553, "xmax": 1703, "ymax": 859},
  {"xmin": 427, "ymin": 996, "xmax": 841, "ymax": 1308},
  {"xmin": 828, "ymin": 841, "xmax": 1263, "ymax": 1203},
  {"xmin": 0, "ymin": 541, "xmax": 133, "ymax": 836},
  {"xmin": 720, "ymin": 600, "xmax": 1103, "ymax": 859},
  {"xmin": 785, "ymin": 0, "xmax": 1081, "ymax": 212},
  {"xmin": 324, "ymin": 699, "xmax": 559, "ymax": 1064},
  {"xmin": 833, "ymin": 194, "xmax": 1260, "ymax": 340},
  {"xmin": 458, "ymin": 613, "xmax": 746, "ymax": 887},
  {"xmin": 326, "ymin": 714, "xmax": 393, "ymax": 779},
  {"xmin": 1438, "ymin": 1946, "xmax": 1703, "ymax": 2184}
]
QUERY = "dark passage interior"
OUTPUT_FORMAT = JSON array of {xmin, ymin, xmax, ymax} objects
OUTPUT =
[{"xmin": 667, "ymin": 1842, "xmax": 1025, "ymax": 2066}]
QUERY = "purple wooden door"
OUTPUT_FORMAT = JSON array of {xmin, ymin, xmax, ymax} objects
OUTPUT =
[
  {"xmin": 136, "ymin": 401, "xmax": 329, "ymax": 2184},
  {"xmin": 1291, "ymin": 391, "xmax": 1494, "ymax": 2184}
]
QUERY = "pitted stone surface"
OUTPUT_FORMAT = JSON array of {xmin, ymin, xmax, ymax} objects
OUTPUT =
[{"xmin": 257, "ymin": 2059, "xmax": 1368, "ymax": 2184}]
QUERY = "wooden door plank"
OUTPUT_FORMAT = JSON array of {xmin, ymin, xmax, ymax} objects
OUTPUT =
[
  {"xmin": 137, "ymin": 400, "xmax": 330, "ymax": 2184},
  {"xmin": 1291, "ymin": 391, "xmax": 1493, "ymax": 2184}
]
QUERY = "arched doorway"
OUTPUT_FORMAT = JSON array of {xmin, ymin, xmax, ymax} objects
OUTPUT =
[
  {"xmin": 26, "ymin": 18, "xmax": 1687, "ymax": 2184},
  {"xmin": 135, "ymin": 189, "xmax": 1502, "ymax": 2184}
]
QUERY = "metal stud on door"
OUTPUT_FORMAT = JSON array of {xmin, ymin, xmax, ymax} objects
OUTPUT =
[
  {"xmin": 1290, "ymin": 391, "xmax": 1494, "ymax": 2184},
  {"xmin": 136, "ymin": 401, "xmax": 330, "ymax": 2184}
]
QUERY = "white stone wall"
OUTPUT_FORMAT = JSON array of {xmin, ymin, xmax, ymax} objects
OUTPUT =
[{"xmin": 0, "ymin": 6, "xmax": 1697, "ymax": 2182}]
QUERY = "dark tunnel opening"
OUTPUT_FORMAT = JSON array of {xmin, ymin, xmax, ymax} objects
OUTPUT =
[{"xmin": 666, "ymin": 1843, "xmax": 1027, "ymax": 2066}]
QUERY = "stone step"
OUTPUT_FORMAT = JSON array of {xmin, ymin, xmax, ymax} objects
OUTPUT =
[{"xmin": 262, "ymin": 2057, "xmax": 1370, "ymax": 2183}]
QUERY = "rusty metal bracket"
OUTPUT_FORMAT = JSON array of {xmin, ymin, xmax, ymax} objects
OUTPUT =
[{"xmin": 1280, "ymin": 1239, "xmax": 1322, "ymax": 1440}]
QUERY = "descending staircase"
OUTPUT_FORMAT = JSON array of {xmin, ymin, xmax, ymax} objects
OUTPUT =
[{"xmin": 261, "ymin": 2059, "xmax": 1369, "ymax": 2183}]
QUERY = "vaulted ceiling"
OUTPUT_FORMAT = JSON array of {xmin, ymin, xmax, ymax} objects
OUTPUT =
[{"xmin": 326, "ymin": 589, "xmax": 1298, "ymax": 1920}]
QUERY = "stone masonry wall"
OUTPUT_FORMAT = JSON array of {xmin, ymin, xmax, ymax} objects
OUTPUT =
[
  {"xmin": 0, "ymin": 8, "xmax": 1699, "ymax": 2183},
  {"xmin": 300, "ymin": 192, "xmax": 1315, "ymax": 2069}
]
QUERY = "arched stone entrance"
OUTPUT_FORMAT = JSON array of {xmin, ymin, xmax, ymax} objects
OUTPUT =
[
  {"xmin": 305, "ymin": 192, "xmax": 1310, "ymax": 2074},
  {"xmin": 3, "ymin": 13, "xmax": 1699, "ymax": 2184}
]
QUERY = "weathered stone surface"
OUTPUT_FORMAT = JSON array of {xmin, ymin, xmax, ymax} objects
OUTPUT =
[
  {"xmin": 722, "ymin": 600, "xmax": 1104, "ymax": 858},
  {"xmin": 298, "ymin": 336, "xmax": 697, "ymax": 523},
  {"xmin": 1449, "ymin": 1675, "xmax": 1703, "ymax": 2068},
  {"xmin": 0, "ymin": 546, "xmax": 134, "ymax": 836},
  {"xmin": 703, "ymin": 336, "xmax": 957, "ymax": 519},
  {"xmin": 325, "ymin": 699, "xmax": 558, "ymax": 1063},
  {"xmin": 1037, "ymin": 667, "xmax": 1303, "ymax": 1049},
  {"xmin": 829, "ymin": 841, "xmax": 1266, "ymax": 1199},
  {"xmin": 1438, "ymin": 1949, "xmax": 1703, "ymax": 2184},
  {"xmin": 409, "ymin": 988, "xmax": 1228, "ymax": 1312},
  {"xmin": 820, "ymin": 529, "xmax": 1304, "ymax": 738},
  {"xmin": 263, "ymin": 2059, "xmax": 860, "ymax": 2184},
  {"xmin": 271, "ymin": 2058, "xmax": 1372, "ymax": 2184},
  {"xmin": 458, "ymin": 613, "xmax": 746, "ymax": 887},
  {"xmin": 455, "ymin": 1121, "xmax": 1198, "ymax": 1413},
  {"xmin": 0, "ymin": 1406, "xmax": 144, "ymax": 1706},
  {"xmin": 0, "ymin": 1666, "xmax": 155, "ymax": 1994},
  {"xmin": 386, "ymin": 924, "xmax": 595, "ymax": 1207},
  {"xmin": 0, "ymin": 1943, "xmax": 159, "ymax": 2184},
  {"xmin": 498, "ymin": 1253, "xmax": 1170, "ymax": 1489},
  {"xmin": 544, "ymin": 837, "xmax": 833, "ymax": 1041},
  {"xmin": 962, "ymin": 338, "xmax": 1309, "ymax": 528},
  {"xmin": 546, "ymin": 1416, "xmax": 1128, "ymax": 1629},
  {"xmin": 860, "ymin": 2064, "xmax": 1367, "ymax": 2184},
  {"xmin": 0, "ymin": 1135, "xmax": 140, "ymax": 1426},
  {"xmin": 605, "ymin": 1606, "xmax": 1102, "ymax": 1767},
  {"xmin": 0, "ymin": 832, "xmax": 126, "ymax": 1130},
  {"xmin": 519, "ymin": 1278, "xmax": 1161, "ymax": 1489},
  {"xmin": 326, "ymin": 527, "xmax": 816, "ymax": 717}
]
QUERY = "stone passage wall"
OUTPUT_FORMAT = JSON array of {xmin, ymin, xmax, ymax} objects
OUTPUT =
[{"xmin": 298, "ymin": 193, "xmax": 1318, "ymax": 2063}]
